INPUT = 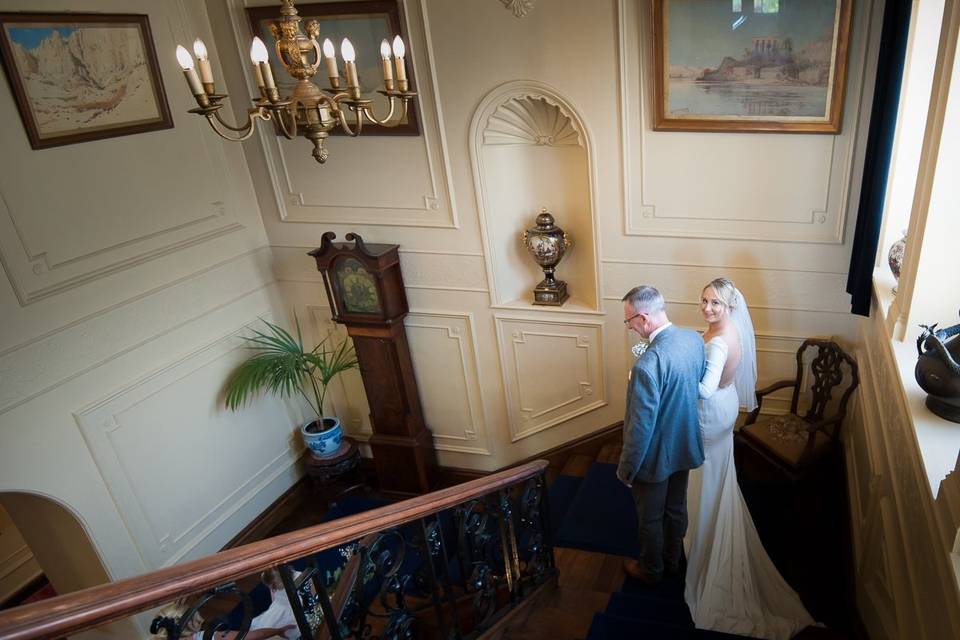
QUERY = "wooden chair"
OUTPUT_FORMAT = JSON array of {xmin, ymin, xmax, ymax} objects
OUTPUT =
[{"xmin": 737, "ymin": 338, "xmax": 859, "ymax": 482}]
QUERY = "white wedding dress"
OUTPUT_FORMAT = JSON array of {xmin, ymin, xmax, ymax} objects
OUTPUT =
[{"xmin": 684, "ymin": 336, "xmax": 815, "ymax": 640}]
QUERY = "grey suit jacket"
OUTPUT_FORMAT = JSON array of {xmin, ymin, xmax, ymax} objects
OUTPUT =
[{"xmin": 617, "ymin": 324, "xmax": 705, "ymax": 485}]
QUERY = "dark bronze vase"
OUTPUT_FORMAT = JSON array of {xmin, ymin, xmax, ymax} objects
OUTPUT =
[
  {"xmin": 915, "ymin": 312, "xmax": 960, "ymax": 423},
  {"xmin": 522, "ymin": 208, "xmax": 571, "ymax": 306}
]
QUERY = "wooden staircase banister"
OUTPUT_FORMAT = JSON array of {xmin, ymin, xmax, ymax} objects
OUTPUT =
[{"xmin": 0, "ymin": 460, "xmax": 549, "ymax": 640}]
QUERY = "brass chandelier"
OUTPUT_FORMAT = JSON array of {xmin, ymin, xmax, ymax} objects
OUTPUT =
[{"xmin": 175, "ymin": 0, "xmax": 416, "ymax": 164}]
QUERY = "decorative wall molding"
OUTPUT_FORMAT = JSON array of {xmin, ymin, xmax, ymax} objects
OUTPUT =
[
  {"xmin": 500, "ymin": 0, "xmax": 535, "ymax": 19},
  {"xmin": 846, "ymin": 298, "xmax": 960, "ymax": 639},
  {"xmin": 0, "ymin": 249, "xmax": 276, "ymax": 416},
  {"xmin": 74, "ymin": 314, "xmax": 303, "ymax": 569},
  {"xmin": 495, "ymin": 315, "xmax": 605, "ymax": 441},
  {"xmin": 406, "ymin": 311, "xmax": 491, "ymax": 455},
  {"xmin": 0, "ymin": 0, "xmax": 247, "ymax": 305},
  {"xmin": 601, "ymin": 262, "xmax": 851, "ymax": 315},
  {"xmin": 470, "ymin": 80, "xmax": 601, "ymax": 311},
  {"xmin": 225, "ymin": 0, "xmax": 458, "ymax": 229},
  {"xmin": 483, "ymin": 96, "xmax": 581, "ymax": 146},
  {"xmin": 600, "ymin": 257, "xmax": 849, "ymax": 277},
  {"xmin": 615, "ymin": 0, "xmax": 874, "ymax": 243}
]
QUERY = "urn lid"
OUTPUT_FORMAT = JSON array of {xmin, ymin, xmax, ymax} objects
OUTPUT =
[{"xmin": 533, "ymin": 207, "xmax": 557, "ymax": 231}]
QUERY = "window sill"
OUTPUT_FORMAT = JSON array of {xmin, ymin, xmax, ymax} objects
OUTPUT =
[{"xmin": 872, "ymin": 276, "xmax": 960, "ymax": 496}]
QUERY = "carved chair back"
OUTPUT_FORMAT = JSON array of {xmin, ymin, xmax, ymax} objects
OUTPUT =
[{"xmin": 790, "ymin": 338, "xmax": 859, "ymax": 438}]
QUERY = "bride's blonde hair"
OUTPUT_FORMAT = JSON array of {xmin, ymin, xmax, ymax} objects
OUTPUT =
[{"xmin": 704, "ymin": 277, "xmax": 738, "ymax": 309}]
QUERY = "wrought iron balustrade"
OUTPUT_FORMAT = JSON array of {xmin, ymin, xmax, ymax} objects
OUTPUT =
[{"xmin": 0, "ymin": 461, "xmax": 554, "ymax": 640}]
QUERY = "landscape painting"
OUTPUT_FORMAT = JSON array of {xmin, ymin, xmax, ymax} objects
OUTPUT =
[
  {"xmin": 652, "ymin": 0, "xmax": 851, "ymax": 133},
  {"xmin": 0, "ymin": 13, "xmax": 172, "ymax": 149}
]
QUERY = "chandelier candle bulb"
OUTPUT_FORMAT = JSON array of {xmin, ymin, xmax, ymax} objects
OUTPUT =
[
  {"xmin": 392, "ymin": 36, "xmax": 407, "ymax": 90},
  {"xmin": 322, "ymin": 38, "xmax": 339, "ymax": 88},
  {"xmin": 249, "ymin": 37, "xmax": 276, "ymax": 92},
  {"xmin": 380, "ymin": 39, "xmax": 394, "ymax": 91},
  {"xmin": 193, "ymin": 38, "xmax": 214, "ymax": 93},
  {"xmin": 341, "ymin": 38, "xmax": 359, "ymax": 90},
  {"xmin": 249, "ymin": 42, "xmax": 266, "ymax": 92},
  {"xmin": 175, "ymin": 45, "xmax": 205, "ymax": 97}
]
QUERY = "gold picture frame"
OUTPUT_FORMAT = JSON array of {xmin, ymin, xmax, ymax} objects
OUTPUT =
[{"xmin": 652, "ymin": 0, "xmax": 852, "ymax": 133}]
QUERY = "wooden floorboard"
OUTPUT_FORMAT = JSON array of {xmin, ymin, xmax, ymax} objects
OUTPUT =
[{"xmin": 559, "ymin": 454, "xmax": 594, "ymax": 478}]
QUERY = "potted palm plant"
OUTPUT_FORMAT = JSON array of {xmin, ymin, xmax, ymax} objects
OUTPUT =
[{"xmin": 224, "ymin": 316, "xmax": 358, "ymax": 457}]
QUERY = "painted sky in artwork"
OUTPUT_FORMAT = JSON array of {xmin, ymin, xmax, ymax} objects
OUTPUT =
[
  {"xmin": 667, "ymin": 0, "xmax": 838, "ymax": 68},
  {"xmin": 8, "ymin": 26, "xmax": 77, "ymax": 50}
]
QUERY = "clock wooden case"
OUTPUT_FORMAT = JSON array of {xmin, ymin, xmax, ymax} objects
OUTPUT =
[{"xmin": 309, "ymin": 232, "xmax": 436, "ymax": 494}]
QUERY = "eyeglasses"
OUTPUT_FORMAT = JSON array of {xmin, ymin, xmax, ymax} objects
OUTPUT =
[{"xmin": 623, "ymin": 312, "xmax": 642, "ymax": 325}]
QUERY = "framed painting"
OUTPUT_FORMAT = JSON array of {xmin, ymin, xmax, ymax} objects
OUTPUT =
[
  {"xmin": 246, "ymin": 0, "xmax": 420, "ymax": 136},
  {"xmin": 0, "ymin": 13, "xmax": 173, "ymax": 149},
  {"xmin": 652, "ymin": 0, "xmax": 852, "ymax": 133}
]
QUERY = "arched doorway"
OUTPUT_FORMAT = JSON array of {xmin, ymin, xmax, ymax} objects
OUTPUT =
[{"xmin": 0, "ymin": 491, "xmax": 110, "ymax": 603}]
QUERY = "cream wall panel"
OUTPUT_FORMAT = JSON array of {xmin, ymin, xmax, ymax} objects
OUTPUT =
[
  {"xmin": 496, "ymin": 316, "xmax": 605, "ymax": 442},
  {"xmin": 602, "ymin": 262, "xmax": 852, "ymax": 314},
  {"xmin": 0, "ymin": 0, "xmax": 293, "ymax": 598},
  {"xmin": 241, "ymin": 0, "xmax": 868, "ymax": 477},
  {"xmin": 0, "ymin": 248, "xmax": 275, "ymax": 415},
  {"xmin": 75, "ymin": 314, "xmax": 305, "ymax": 569},
  {"xmin": 617, "ymin": 0, "xmax": 873, "ymax": 244},
  {"xmin": 406, "ymin": 312, "xmax": 491, "ymax": 455},
  {"xmin": 0, "ymin": 0, "xmax": 252, "ymax": 305},
  {"xmin": 272, "ymin": 246, "xmax": 488, "ymax": 292}
]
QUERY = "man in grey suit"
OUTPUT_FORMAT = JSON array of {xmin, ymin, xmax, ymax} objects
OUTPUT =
[{"xmin": 618, "ymin": 285, "xmax": 705, "ymax": 584}]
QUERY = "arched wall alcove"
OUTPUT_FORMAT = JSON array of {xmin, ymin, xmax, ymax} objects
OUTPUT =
[
  {"xmin": 0, "ymin": 492, "xmax": 111, "ymax": 597},
  {"xmin": 470, "ymin": 81, "xmax": 600, "ymax": 313}
]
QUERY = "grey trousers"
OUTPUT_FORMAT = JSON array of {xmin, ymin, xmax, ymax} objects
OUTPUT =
[{"xmin": 631, "ymin": 469, "xmax": 689, "ymax": 578}]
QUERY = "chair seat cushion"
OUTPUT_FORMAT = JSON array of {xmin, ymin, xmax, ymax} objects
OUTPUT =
[{"xmin": 741, "ymin": 413, "xmax": 830, "ymax": 467}]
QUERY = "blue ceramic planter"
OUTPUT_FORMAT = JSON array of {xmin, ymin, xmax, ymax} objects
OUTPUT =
[{"xmin": 301, "ymin": 417, "xmax": 343, "ymax": 457}]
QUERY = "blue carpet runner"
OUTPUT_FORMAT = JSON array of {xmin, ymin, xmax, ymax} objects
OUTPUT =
[
  {"xmin": 551, "ymin": 462, "xmax": 753, "ymax": 639},
  {"xmin": 553, "ymin": 462, "xmax": 640, "ymax": 558}
]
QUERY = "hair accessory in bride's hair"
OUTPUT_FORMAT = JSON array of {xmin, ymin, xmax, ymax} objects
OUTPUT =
[{"xmin": 631, "ymin": 340, "xmax": 650, "ymax": 358}]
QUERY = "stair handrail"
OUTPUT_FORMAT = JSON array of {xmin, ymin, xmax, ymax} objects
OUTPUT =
[{"xmin": 0, "ymin": 459, "xmax": 550, "ymax": 640}]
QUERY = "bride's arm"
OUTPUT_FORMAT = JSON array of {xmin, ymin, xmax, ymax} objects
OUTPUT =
[{"xmin": 699, "ymin": 339, "xmax": 728, "ymax": 399}]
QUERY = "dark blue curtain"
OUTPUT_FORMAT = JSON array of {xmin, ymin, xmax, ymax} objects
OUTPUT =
[{"xmin": 846, "ymin": 0, "xmax": 914, "ymax": 316}]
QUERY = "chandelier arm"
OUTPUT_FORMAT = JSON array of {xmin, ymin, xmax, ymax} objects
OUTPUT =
[
  {"xmin": 336, "ymin": 107, "xmax": 363, "ymax": 137},
  {"xmin": 212, "ymin": 108, "xmax": 262, "ymax": 133},
  {"xmin": 272, "ymin": 107, "xmax": 299, "ymax": 139},
  {"xmin": 204, "ymin": 109, "xmax": 265, "ymax": 142},
  {"xmin": 358, "ymin": 96, "xmax": 401, "ymax": 126}
]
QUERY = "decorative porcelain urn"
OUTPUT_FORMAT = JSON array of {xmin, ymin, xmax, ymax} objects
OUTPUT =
[
  {"xmin": 915, "ymin": 310, "xmax": 960, "ymax": 424},
  {"xmin": 522, "ymin": 208, "xmax": 572, "ymax": 306},
  {"xmin": 888, "ymin": 230, "xmax": 907, "ymax": 294}
]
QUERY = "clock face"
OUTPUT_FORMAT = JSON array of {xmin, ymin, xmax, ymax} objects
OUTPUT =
[{"xmin": 335, "ymin": 258, "xmax": 381, "ymax": 314}]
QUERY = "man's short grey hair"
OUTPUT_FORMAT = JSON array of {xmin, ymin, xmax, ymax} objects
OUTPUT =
[{"xmin": 622, "ymin": 285, "xmax": 666, "ymax": 314}]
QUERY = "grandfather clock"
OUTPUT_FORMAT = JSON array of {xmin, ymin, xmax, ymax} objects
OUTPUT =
[{"xmin": 308, "ymin": 232, "xmax": 435, "ymax": 495}]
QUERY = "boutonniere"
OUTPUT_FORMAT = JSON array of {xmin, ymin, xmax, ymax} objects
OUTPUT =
[{"xmin": 631, "ymin": 340, "xmax": 650, "ymax": 359}]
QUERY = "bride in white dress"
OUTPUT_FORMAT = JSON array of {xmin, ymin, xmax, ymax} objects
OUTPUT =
[{"xmin": 684, "ymin": 278, "xmax": 815, "ymax": 640}]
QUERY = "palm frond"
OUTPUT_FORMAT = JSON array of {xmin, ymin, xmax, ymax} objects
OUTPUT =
[{"xmin": 223, "ymin": 314, "xmax": 358, "ymax": 419}]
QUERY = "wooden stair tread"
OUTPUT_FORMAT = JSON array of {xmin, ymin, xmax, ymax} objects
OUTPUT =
[
  {"xmin": 501, "ymin": 584, "xmax": 612, "ymax": 640},
  {"xmin": 595, "ymin": 442, "xmax": 620, "ymax": 465},
  {"xmin": 560, "ymin": 454, "xmax": 594, "ymax": 478}
]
